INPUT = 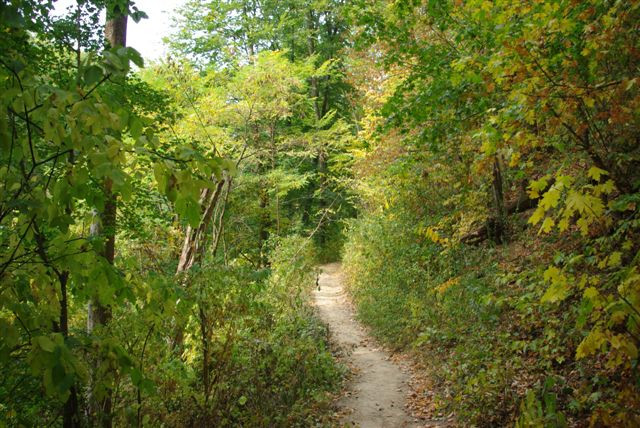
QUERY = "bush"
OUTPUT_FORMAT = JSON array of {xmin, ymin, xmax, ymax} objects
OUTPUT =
[
  {"xmin": 122, "ymin": 236, "xmax": 343, "ymax": 427},
  {"xmin": 343, "ymin": 208, "xmax": 522, "ymax": 425}
]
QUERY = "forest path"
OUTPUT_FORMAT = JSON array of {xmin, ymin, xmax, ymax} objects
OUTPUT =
[{"xmin": 313, "ymin": 263, "xmax": 418, "ymax": 428}]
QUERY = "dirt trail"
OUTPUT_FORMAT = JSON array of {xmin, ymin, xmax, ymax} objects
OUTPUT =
[{"xmin": 313, "ymin": 263, "xmax": 418, "ymax": 428}]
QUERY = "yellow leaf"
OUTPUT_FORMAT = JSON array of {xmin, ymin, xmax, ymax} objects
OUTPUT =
[
  {"xmin": 481, "ymin": 140, "xmax": 496, "ymax": 156},
  {"xmin": 598, "ymin": 257, "xmax": 607, "ymax": 269},
  {"xmin": 599, "ymin": 179, "xmax": 615, "ymax": 194},
  {"xmin": 558, "ymin": 216, "xmax": 569, "ymax": 231},
  {"xmin": 578, "ymin": 274, "xmax": 587, "ymax": 290},
  {"xmin": 541, "ymin": 281, "xmax": 570, "ymax": 303},
  {"xmin": 577, "ymin": 217, "xmax": 590, "ymax": 236},
  {"xmin": 587, "ymin": 166, "xmax": 608, "ymax": 182},
  {"xmin": 509, "ymin": 152, "xmax": 521, "ymax": 167},
  {"xmin": 609, "ymin": 334, "xmax": 637, "ymax": 360},
  {"xmin": 584, "ymin": 287, "xmax": 598, "ymax": 300},
  {"xmin": 424, "ymin": 227, "xmax": 444, "ymax": 244},
  {"xmin": 543, "ymin": 266, "xmax": 561, "ymax": 283},
  {"xmin": 541, "ymin": 266, "xmax": 571, "ymax": 303},
  {"xmin": 528, "ymin": 176, "xmax": 549, "ymax": 199},
  {"xmin": 529, "ymin": 206, "xmax": 545, "ymax": 225},
  {"xmin": 540, "ymin": 217, "xmax": 555, "ymax": 233},
  {"xmin": 540, "ymin": 188, "xmax": 561, "ymax": 210},
  {"xmin": 576, "ymin": 328, "xmax": 606, "ymax": 359},
  {"xmin": 608, "ymin": 251, "xmax": 622, "ymax": 268},
  {"xmin": 525, "ymin": 109, "xmax": 536, "ymax": 125},
  {"xmin": 556, "ymin": 175, "xmax": 574, "ymax": 188}
]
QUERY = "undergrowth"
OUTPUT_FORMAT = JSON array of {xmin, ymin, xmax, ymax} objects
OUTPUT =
[
  {"xmin": 137, "ymin": 236, "xmax": 343, "ymax": 427},
  {"xmin": 343, "ymin": 208, "xmax": 636, "ymax": 427}
]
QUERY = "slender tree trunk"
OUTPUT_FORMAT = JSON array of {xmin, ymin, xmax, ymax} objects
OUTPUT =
[
  {"xmin": 87, "ymin": 5, "xmax": 128, "ymax": 427},
  {"xmin": 33, "ymin": 222, "xmax": 80, "ymax": 427},
  {"xmin": 307, "ymin": 10, "xmax": 323, "ymax": 121},
  {"xmin": 241, "ymin": 5, "xmax": 255, "ymax": 60},
  {"xmin": 210, "ymin": 178, "xmax": 231, "ymax": 258},
  {"xmin": 60, "ymin": 271, "xmax": 80, "ymax": 428},
  {"xmin": 490, "ymin": 155, "xmax": 506, "ymax": 243},
  {"xmin": 258, "ymin": 183, "xmax": 270, "ymax": 268},
  {"xmin": 173, "ymin": 168, "xmax": 235, "ymax": 354},
  {"xmin": 176, "ymin": 177, "xmax": 227, "ymax": 273},
  {"xmin": 199, "ymin": 306, "xmax": 211, "ymax": 404}
]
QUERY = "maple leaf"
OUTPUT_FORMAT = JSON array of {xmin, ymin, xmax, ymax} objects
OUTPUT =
[
  {"xmin": 540, "ymin": 187, "xmax": 561, "ymax": 210},
  {"xmin": 529, "ymin": 206, "xmax": 546, "ymax": 225},
  {"xmin": 587, "ymin": 166, "xmax": 608, "ymax": 182},
  {"xmin": 539, "ymin": 217, "xmax": 555, "ymax": 233},
  {"xmin": 576, "ymin": 328, "xmax": 607, "ymax": 359}
]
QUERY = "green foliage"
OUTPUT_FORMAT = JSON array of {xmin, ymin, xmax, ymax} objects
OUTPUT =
[
  {"xmin": 115, "ymin": 237, "xmax": 341, "ymax": 427},
  {"xmin": 343, "ymin": 206, "xmax": 516, "ymax": 425},
  {"xmin": 516, "ymin": 378, "xmax": 567, "ymax": 428},
  {"xmin": 169, "ymin": 0, "xmax": 350, "ymax": 71},
  {"xmin": 11, "ymin": 0, "xmax": 640, "ymax": 426},
  {"xmin": 344, "ymin": 0, "xmax": 640, "ymax": 426},
  {"xmin": 1, "ymin": 2, "xmax": 345, "ymax": 426}
]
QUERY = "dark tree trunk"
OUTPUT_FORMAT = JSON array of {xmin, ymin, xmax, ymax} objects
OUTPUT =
[
  {"xmin": 33, "ymin": 222, "xmax": 81, "ymax": 427},
  {"xmin": 462, "ymin": 179, "xmax": 541, "ymax": 245},
  {"xmin": 59, "ymin": 271, "xmax": 80, "ymax": 428},
  {"xmin": 199, "ymin": 306, "xmax": 211, "ymax": 404},
  {"xmin": 490, "ymin": 155, "xmax": 506, "ymax": 243}
]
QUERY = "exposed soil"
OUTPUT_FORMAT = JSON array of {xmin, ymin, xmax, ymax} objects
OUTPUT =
[{"xmin": 313, "ymin": 263, "xmax": 419, "ymax": 428}]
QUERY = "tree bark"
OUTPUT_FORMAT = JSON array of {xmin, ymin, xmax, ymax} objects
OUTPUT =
[
  {"xmin": 257, "ymin": 183, "xmax": 270, "ymax": 267},
  {"xmin": 176, "ymin": 178, "xmax": 227, "ymax": 273},
  {"xmin": 59, "ymin": 270, "xmax": 80, "ymax": 428},
  {"xmin": 87, "ymin": 5, "xmax": 128, "ymax": 427},
  {"xmin": 210, "ymin": 178, "xmax": 231, "ymax": 258},
  {"xmin": 490, "ymin": 155, "xmax": 506, "ymax": 243},
  {"xmin": 172, "ymin": 176, "xmax": 228, "ymax": 352},
  {"xmin": 199, "ymin": 305, "xmax": 211, "ymax": 404},
  {"xmin": 33, "ymin": 222, "xmax": 81, "ymax": 427},
  {"xmin": 461, "ymin": 182, "xmax": 540, "ymax": 245}
]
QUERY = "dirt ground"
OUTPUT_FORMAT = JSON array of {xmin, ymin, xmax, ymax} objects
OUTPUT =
[{"xmin": 313, "ymin": 263, "xmax": 419, "ymax": 428}]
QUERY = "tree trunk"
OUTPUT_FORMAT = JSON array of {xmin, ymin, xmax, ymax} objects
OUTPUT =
[
  {"xmin": 461, "ymin": 179, "xmax": 541, "ymax": 245},
  {"xmin": 172, "ymin": 177, "xmax": 228, "ymax": 351},
  {"xmin": 87, "ymin": 5, "xmax": 128, "ymax": 427},
  {"xmin": 210, "ymin": 178, "xmax": 231, "ymax": 258},
  {"xmin": 490, "ymin": 155, "xmax": 506, "ymax": 243},
  {"xmin": 199, "ymin": 306, "xmax": 211, "ymax": 404},
  {"xmin": 33, "ymin": 222, "xmax": 81, "ymax": 427},
  {"xmin": 258, "ymin": 183, "xmax": 270, "ymax": 267},
  {"xmin": 60, "ymin": 270, "xmax": 80, "ymax": 428},
  {"xmin": 176, "ymin": 178, "xmax": 227, "ymax": 273}
]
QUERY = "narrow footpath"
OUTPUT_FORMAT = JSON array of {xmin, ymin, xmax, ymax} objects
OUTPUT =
[{"xmin": 313, "ymin": 263, "xmax": 418, "ymax": 428}]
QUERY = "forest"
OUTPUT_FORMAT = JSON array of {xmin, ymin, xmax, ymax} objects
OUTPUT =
[{"xmin": 0, "ymin": 0, "xmax": 639, "ymax": 426}]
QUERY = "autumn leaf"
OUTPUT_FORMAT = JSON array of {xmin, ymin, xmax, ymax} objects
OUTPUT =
[{"xmin": 587, "ymin": 166, "xmax": 608, "ymax": 182}]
